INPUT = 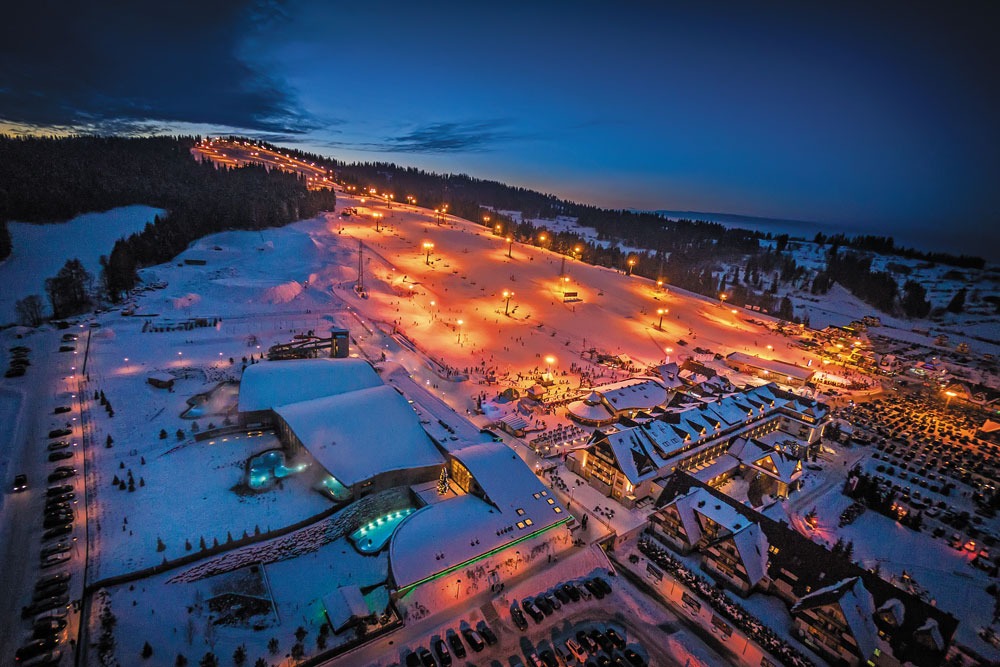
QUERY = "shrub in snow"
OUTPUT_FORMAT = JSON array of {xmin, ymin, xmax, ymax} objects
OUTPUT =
[
  {"xmin": 159, "ymin": 429, "xmax": 167, "ymax": 439},
  {"xmin": 233, "ymin": 645, "xmax": 247, "ymax": 666},
  {"xmin": 267, "ymin": 638, "xmax": 279, "ymax": 655},
  {"xmin": 176, "ymin": 429, "xmax": 185, "ymax": 440},
  {"xmin": 119, "ymin": 480, "xmax": 127, "ymax": 491},
  {"xmin": 141, "ymin": 456, "xmax": 146, "ymax": 465},
  {"xmin": 112, "ymin": 475, "xmax": 120, "ymax": 486},
  {"xmin": 106, "ymin": 434, "xmax": 114, "ymax": 448},
  {"xmin": 175, "ymin": 655, "xmax": 188, "ymax": 667},
  {"xmin": 291, "ymin": 643, "xmax": 304, "ymax": 660},
  {"xmin": 199, "ymin": 536, "xmax": 207, "ymax": 551},
  {"xmin": 207, "ymin": 422, "xmax": 215, "ymax": 430},
  {"xmin": 253, "ymin": 659, "xmax": 267, "ymax": 667},
  {"xmin": 156, "ymin": 537, "xmax": 166, "ymax": 552},
  {"xmin": 120, "ymin": 461, "xmax": 125, "ymax": 469},
  {"xmin": 199, "ymin": 653, "xmax": 218, "ymax": 667},
  {"xmin": 192, "ymin": 421, "xmax": 200, "ymax": 432},
  {"xmin": 295, "ymin": 626, "xmax": 307, "ymax": 642},
  {"xmin": 140, "ymin": 477, "xmax": 145, "ymax": 487},
  {"xmin": 185, "ymin": 539, "xmax": 192, "ymax": 551},
  {"xmin": 316, "ymin": 634, "xmax": 327, "ymax": 650},
  {"xmin": 141, "ymin": 641, "xmax": 153, "ymax": 659}
]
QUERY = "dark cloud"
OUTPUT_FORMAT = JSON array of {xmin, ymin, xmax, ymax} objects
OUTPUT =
[
  {"xmin": 0, "ymin": 1, "xmax": 318, "ymax": 134},
  {"xmin": 329, "ymin": 120, "xmax": 522, "ymax": 154}
]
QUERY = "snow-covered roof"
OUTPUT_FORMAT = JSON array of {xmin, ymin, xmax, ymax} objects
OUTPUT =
[
  {"xmin": 273, "ymin": 385, "xmax": 444, "ymax": 487},
  {"xmin": 499, "ymin": 414, "xmax": 529, "ymax": 430},
  {"xmin": 793, "ymin": 577, "xmax": 878, "ymax": 659},
  {"xmin": 692, "ymin": 454, "xmax": 740, "ymax": 482},
  {"xmin": 390, "ymin": 443, "xmax": 567, "ymax": 589},
  {"xmin": 726, "ymin": 352, "xmax": 814, "ymax": 382},
  {"xmin": 238, "ymin": 358, "xmax": 381, "ymax": 413},
  {"xmin": 730, "ymin": 522, "xmax": 769, "ymax": 587},
  {"xmin": 323, "ymin": 585, "xmax": 370, "ymax": 632},
  {"xmin": 567, "ymin": 398, "xmax": 614, "ymax": 423},
  {"xmin": 592, "ymin": 377, "xmax": 669, "ymax": 412}
]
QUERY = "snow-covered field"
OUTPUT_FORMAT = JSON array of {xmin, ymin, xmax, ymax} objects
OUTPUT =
[{"xmin": 0, "ymin": 205, "xmax": 164, "ymax": 325}]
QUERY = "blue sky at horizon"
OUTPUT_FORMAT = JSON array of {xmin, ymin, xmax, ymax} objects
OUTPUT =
[{"xmin": 1, "ymin": 1, "xmax": 997, "ymax": 257}]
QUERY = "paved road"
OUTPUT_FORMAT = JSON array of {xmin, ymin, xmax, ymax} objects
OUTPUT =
[{"xmin": 0, "ymin": 328, "xmax": 88, "ymax": 663}]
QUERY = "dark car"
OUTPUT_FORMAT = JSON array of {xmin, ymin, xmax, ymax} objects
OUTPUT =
[
  {"xmin": 21, "ymin": 595, "xmax": 69, "ymax": 619},
  {"xmin": 592, "ymin": 576, "xmax": 613, "ymax": 595},
  {"xmin": 415, "ymin": 648, "xmax": 435, "ymax": 667},
  {"xmin": 48, "ymin": 451, "xmax": 74, "ymax": 462},
  {"xmin": 53, "ymin": 406, "xmax": 71, "ymax": 414},
  {"xmin": 5, "ymin": 367, "xmax": 26, "ymax": 377},
  {"xmin": 595, "ymin": 655, "xmax": 611, "ymax": 667},
  {"xmin": 47, "ymin": 491, "xmax": 74, "ymax": 503},
  {"xmin": 58, "ymin": 346, "xmax": 75, "ymax": 353},
  {"xmin": 32, "ymin": 617, "xmax": 67, "ymax": 638},
  {"xmin": 13, "ymin": 473, "xmax": 28, "ymax": 492},
  {"xmin": 553, "ymin": 586, "xmax": 570, "ymax": 604},
  {"xmin": 510, "ymin": 604, "xmax": 529, "ymax": 631},
  {"xmin": 33, "ymin": 581, "xmax": 69, "ymax": 600},
  {"xmin": 25, "ymin": 651, "xmax": 65, "ymax": 667},
  {"xmin": 478, "ymin": 621, "xmax": 498, "ymax": 645},
  {"xmin": 523, "ymin": 599, "xmax": 545, "ymax": 623},
  {"xmin": 404, "ymin": 650, "xmax": 421, "ymax": 667},
  {"xmin": 606, "ymin": 628, "xmax": 626, "ymax": 649},
  {"xmin": 447, "ymin": 630, "xmax": 466, "ymax": 659},
  {"xmin": 576, "ymin": 631, "xmax": 598, "ymax": 654},
  {"xmin": 48, "ymin": 429, "xmax": 72, "ymax": 439},
  {"xmin": 47, "ymin": 468, "xmax": 76, "ymax": 483},
  {"xmin": 543, "ymin": 592, "xmax": 561, "ymax": 610},
  {"xmin": 40, "ymin": 542, "xmax": 71, "ymax": 559},
  {"xmin": 531, "ymin": 595, "xmax": 556, "ymax": 616},
  {"xmin": 43, "ymin": 514, "xmax": 73, "ymax": 529},
  {"xmin": 562, "ymin": 583, "xmax": 581, "ymax": 602},
  {"xmin": 44, "ymin": 502, "xmax": 73, "ymax": 516},
  {"xmin": 14, "ymin": 638, "xmax": 58, "ymax": 663},
  {"xmin": 46, "ymin": 485, "xmax": 73, "ymax": 497},
  {"xmin": 41, "ymin": 553, "xmax": 70, "ymax": 569},
  {"xmin": 37, "ymin": 572, "xmax": 71, "ymax": 588},
  {"xmin": 433, "ymin": 638, "xmax": 452, "ymax": 667},
  {"xmin": 43, "ymin": 525, "xmax": 73, "ymax": 542},
  {"xmin": 590, "ymin": 630, "xmax": 613, "ymax": 653},
  {"xmin": 47, "ymin": 441, "xmax": 70, "ymax": 452},
  {"xmin": 540, "ymin": 650, "xmax": 558, "ymax": 667},
  {"xmin": 624, "ymin": 648, "xmax": 646, "ymax": 666},
  {"xmin": 462, "ymin": 627, "xmax": 485, "ymax": 652},
  {"xmin": 584, "ymin": 579, "xmax": 605, "ymax": 599}
]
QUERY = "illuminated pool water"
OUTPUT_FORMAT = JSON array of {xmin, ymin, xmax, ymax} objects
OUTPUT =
[
  {"xmin": 247, "ymin": 449, "xmax": 308, "ymax": 489},
  {"xmin": 349, "ymin": 508, "xmax": 416, "ymax": 554}
]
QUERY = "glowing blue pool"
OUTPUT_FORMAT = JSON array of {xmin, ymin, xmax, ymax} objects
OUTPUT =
[
  {"xmin": 349, "ymin": 508, "xmax": 416, "ymax": 554},
  {"xmin": 247, "ymin": 449, "xmax": 308, "ymax": 489}
]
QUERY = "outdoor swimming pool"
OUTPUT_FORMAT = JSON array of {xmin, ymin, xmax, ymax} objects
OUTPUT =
[
  {"xmin": 349, "ymin": 507, "xmax": 416, "ymax": 554},
  {"xmin": 247, "ymin": 449, "xmax": 308, "ymax": 490}
]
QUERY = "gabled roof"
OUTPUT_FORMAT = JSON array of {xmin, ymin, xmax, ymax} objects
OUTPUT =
[
  {"xmin": 793, "ymin": 577, "xmax": 878, "ymax": 660},
  {"xmin": 729, "ymin": 522, "xmax": 769, "ymax": 587}
]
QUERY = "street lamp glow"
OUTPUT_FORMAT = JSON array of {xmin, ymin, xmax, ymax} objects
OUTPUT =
[
  {"xmin": 423, "ymin": 241, "xmax": 434, "ymax": 265},
  {"xmin": 456, "ymin": 319, "xmax": 463, "ymax": 344},
  {"xmin": 506, "ymin": 236, "xmax": 514, "ymax": 259},
  {"xmin": 503, "ymin": 289, "xmax": 515, "ymax": 316},
  {"xmin": 657, "ymin": 307, "xmax": 668, "ymax": 329}
]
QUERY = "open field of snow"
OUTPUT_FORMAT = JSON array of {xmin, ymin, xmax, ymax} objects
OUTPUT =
[{"xmin": 0, "ymin": 205, "xmax": 164, "ymax": 325}]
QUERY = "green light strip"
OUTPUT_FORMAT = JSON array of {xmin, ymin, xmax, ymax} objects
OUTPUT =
[{"xmin": 396, "ymin": 517, "xmax": 570, "ymax": 595}]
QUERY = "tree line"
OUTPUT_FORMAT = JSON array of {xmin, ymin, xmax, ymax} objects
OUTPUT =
[{"xmin": 2, "ymin": 135, "xmax": 335, "ymax": 319}]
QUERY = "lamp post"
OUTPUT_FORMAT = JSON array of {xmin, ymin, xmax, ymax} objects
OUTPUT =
[
  {"xmin": 664, "ymin": 347, "xmax": 673, "ymax": 363},
  {"xmin": 423, "ymin": 241, "xmax": 434, "ymax": 265},
  {"xmin": 457, "ymin": 319, "xmax": 463, "ymax": 345},
  {"xmin": 507, "ymin": 236, "xmax": 514, "ymax": 259},
  {"xmin": 720, "ymin": 292, "xmax": 728, "ymax": 308},
  {"xmin": 373, "ymin": 212, "xmax": 382, "ymax": 232},
  {"xmin": 626, "ymin": 257, "xmax": 636, "ymax": 276},
  {"xmin": 503, "ymin": 289, "xmax": 515, "ymax": 316},
  {"xmin": 455, "ymin": 578, "xmax": 462, "ymax": 599},
  {"xmin": 657, "ymin": 308, "xmax": 668, "ymax": 330},
  {"xmin": 945, "ymin": 390, "xmax": 957, "ymax": 408},
  {"xmin": 483, "ymin": 214, "xmax": 491, "ymax": 230}
]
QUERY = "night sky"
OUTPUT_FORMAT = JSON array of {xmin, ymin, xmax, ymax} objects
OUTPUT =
[{"xmin": 2, "ymin": 1, "xmax": 998, "ymax": 256}]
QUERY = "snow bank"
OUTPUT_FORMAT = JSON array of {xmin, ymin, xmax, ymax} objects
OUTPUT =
[{"xmin": 261, "ymin": 280, "xmax": 303, "ymax": 304}]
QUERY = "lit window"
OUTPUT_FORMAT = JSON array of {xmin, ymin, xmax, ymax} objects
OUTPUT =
[
  {"xmin": 525, "ymin": 518, "xmax": 533, "ymax": 526},
  {"xmin": 533, "ymin": 492, "xmax": 541, "ymax": 499},
  {"xmin": 516, "ymin": 521, "xmax": 525, "ymax": 529},
  {"xmin": 541, "ymin": 491, "xmax": 548, "ymax": 497},
  {"xmin": 516, "ymin": 508, "xmax": 526, "ymax": 516},
  {"xmin": 546, "ymin": 498, "xmax": 555, "ymax": 505},
  {"xmin": 554, "ymin": 507, "xmax": 563, "ymax": 513}
]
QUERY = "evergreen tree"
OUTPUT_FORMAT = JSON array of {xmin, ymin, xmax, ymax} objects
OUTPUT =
[{"xmin": 946, "ymin": 288, "xmax": 967, "ymax": 314}]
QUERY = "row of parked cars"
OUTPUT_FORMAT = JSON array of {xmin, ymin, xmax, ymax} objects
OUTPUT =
[
  {"xmin": 6, "ymin": 344, "xmax": 31, "ymax": 377},
  {"xmin": 534, "ymin": 625, "xmax": 647, "ymax": 667},
  {"xmin": 15, "ymin": 390, "xmax": 80, "ymax": 665},
  {"xmin": 404, "ymin": 620, "xmax": 498, "ymax": 666},
  {"xmin": 512, "ymin": 576, "xmax": 612, "ymax": 629}
]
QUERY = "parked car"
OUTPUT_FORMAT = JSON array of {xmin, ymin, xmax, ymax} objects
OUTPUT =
[
  {"xmin": 46, "ymin": 485, "xmax": 73, "ymax": 497},
  {"xmin": 40, "ymin": 543, "xmax": 71, "ymax": 559},
  {"xmin": 33, "ymin": 582, "xmax": 68, "ymax": 601},
  {"xmin": 53, "ymin": 406, "xmax": 71, "ymax": 414},
  {"xmin": 432, "ymin": 638, "xmax": 452, "ymax": 667},
  {"xmin": 14, "ymin": 638, "xmax": 58, "ymax": 663},
  {"xmin": 531, "ymin": 595, "xmax": 553, "ymax": 616},
  {"xmin": 543, "ymin": 592, "xmax": 561, "ymax": 610},
  {"xmin": 553, "ymin": 586, "xmax": 570, "ymax": 604},
  {"xmin": 37, "ymin": 572, "xmax": 71, "ymax": 589},
  {"xmin": 606, "ymin": 628, "xmax": 626, "ymax": 649},
  {"xmin": 461, "ymin": 627, "xmax": 485, "ymax": 652},
  {"xmin": 478, "ymin": 621, "xmax": 498, "ymax": 645},
  {"xmin": 510, "ymin": 604, "xmax": 529, "ymax": 631},
  {"xmin": 565, "ymin": 638, "xmax": 588, "ymax": 663},
  {"xmin": 40, "ymin": 553, "xmax": 71, "ymax": 568},
  {"xmin": 21, "ymin": 595, "xmax": 69, "ymax": 619},
  {"xmin": 562, "ymin": 583, "xmax": 581, "ymax": 602},
  {"xmin": 32, "ymin": 617, "xmax": 67, "ymax": 638},
  {"xmin": 47, "ymin": 429, "xmax": 71, "ymax": 439},
  {"xmin": 592, "ymin": 576, "xmax": 613, "ymax": 595},
  {"xmin": 43, "ymin": 515, "xmax": 72, "ymax": 530},
  {"xmin": 446, "ymin": 630, "xmax": 466, "ymax": 659},
  {"xmin": 523, "ymin": 599, "xmax": 545, "ymax": 623},
  {"xmin": 584, "ymin": 579, "xmax": 604, "ymax": 599},
  {"xmin": 623, "ymin": 648, "xmax": 647, "ymax": 666},
  {"xmin": 47, "ymin": 468, "xmax": 76, "ymax": 483},
  {"xmin": 13, "ymin": 473, "xmax": 28, "ymax": 492},
  {"xmin": 415, "ymin": 647, "xmax": 435, "ymax": 667},
  {"xmin": 404, "ymin": 650, "xmax": 421, "ymax": 667},
  {"xmin": 47, "ymin": 441, "xmax": 70, "ymax": 452},
  {"xmin": 47, "ymin": 451, "xmax": 74, "ymax": 462}
]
